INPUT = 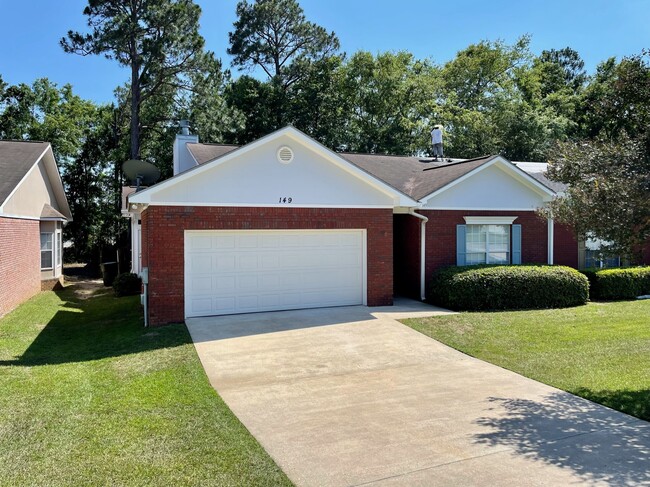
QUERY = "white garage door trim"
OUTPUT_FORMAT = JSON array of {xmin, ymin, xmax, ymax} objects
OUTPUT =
[{"xmin": 184, "ymin": 229, "xmax": 367, "ymax": 318}]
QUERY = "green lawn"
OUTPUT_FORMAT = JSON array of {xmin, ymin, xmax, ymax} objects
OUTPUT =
[
  {"xmin": 403, "ymin": 301, "xmax": 650, "ymax": 422},
  {"xmin": 0, "ymin": 284, "xmax": 292, "ymax": 487}
]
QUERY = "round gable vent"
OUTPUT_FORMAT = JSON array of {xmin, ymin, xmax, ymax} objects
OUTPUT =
[{"xmin": 277, "ymin": 146, "xmax": 294, "ymax": 164}]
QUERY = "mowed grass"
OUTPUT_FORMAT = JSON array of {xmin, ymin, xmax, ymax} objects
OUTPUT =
[
  {"xmin": 403, "ymin": 301, "xmax": 650, "ymax": 421},
  {"xmin": 0, "ymin": 284, "xmax": 292, "ymax": 487}
]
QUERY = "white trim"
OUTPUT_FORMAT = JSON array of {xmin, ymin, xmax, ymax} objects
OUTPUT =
[
  {"xmin": 0, "ymin": 213, "xmax": 42, "ymax": 221},
  {"xmin": 425, "ymin": 207, "xmax": 542, "ymax": 211},
  {"xmin": 464, "ymin": 216, "xmax": 518, "ymax": 225},
  {"xmin": 183, "ymin": 228, "xmax": 368, "ymax": 318},
  {"xmin": 0, "ymin": 145, "xmax": 49, "ymax": 210},
  {"xmin": 408, "ymin": 209, "xmax": 428, "ymax": 301},
  {"xmin": 420, "ymin": 156, "xmax": 556, "ymax": 205},
  {"xmin": 548, "ymin": 218, "xmax": 554, "ymax": 265},
  {"xmin": 131, "ymin": 126, "xmax": 418, "ymax": 207},
  {"xmin": 142, "ymin": 202, "xmax": 394, "ymax": 209}
]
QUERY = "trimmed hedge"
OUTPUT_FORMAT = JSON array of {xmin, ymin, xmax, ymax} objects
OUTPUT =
[
  {"xmin": 429, "ymin": 265, "xmax": 589, "ymax": 311},
  {"xmin": 581, "ymin": 267, "xmax": 650, "ymax": 300},
  {"xmin": 112, "ymin": 273, "xmax": 142, "ymax": 297}
]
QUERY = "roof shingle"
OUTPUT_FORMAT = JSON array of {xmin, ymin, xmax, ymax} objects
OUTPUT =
[{"xmin": 0, "ymin": 141, "xmax": 50, "ymax": 206}]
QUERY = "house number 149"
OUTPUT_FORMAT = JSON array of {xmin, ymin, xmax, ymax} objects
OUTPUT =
[{"xmin": 278, "ymin": 197, "xmax": 293, "ymax": 203}]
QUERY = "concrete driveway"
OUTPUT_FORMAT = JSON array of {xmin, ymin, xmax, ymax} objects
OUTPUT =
[{"xmin": 186, "ymin": 300, "xmax": 650, "ymax": 487}]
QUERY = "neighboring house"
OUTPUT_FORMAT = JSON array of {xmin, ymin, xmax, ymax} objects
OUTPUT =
[
  {"xmin": 0, "ymin": 141, "xmax": 72, "ymax": 317},
  {"xmin": 127, "ymin": 126, "xmax": 583, "ymax": 326}
]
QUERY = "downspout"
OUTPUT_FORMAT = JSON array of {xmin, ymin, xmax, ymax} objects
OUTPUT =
[{"xmin": 408, "ymin": 209, "xmax": 429, "ymax": 301}]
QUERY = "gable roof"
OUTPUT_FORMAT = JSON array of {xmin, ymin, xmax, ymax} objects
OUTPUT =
[
  {"xmin": 340, "ymin": 153, "xmax": 498, "ymax": 200},
  {"xmin": 131, "ymin": 126, "xmax": 419, "ymax": 207},
  {"xmin": 186, "ymin": 136, "xmax": 558, "ymax": 202},
  {"xmin": 0, "ymin": 140, "xmax": 72, "ymax": 220},
  {"xmin": 0, "ymin": 141, "xmax": 50, "ymax": 206}
]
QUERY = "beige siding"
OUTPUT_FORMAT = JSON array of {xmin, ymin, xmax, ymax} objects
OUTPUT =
[{"xmin": 3, "ymin": 161, "xmax": 60, "ymax": 218}]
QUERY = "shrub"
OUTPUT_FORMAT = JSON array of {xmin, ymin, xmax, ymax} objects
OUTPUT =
[
  {"xmin": 112, "ymin": 273, "xmax": 142, "ymax": 297},
  {"xmin": 582, "ymin": 267, "xmax": 650, "ymax": 300},
  {"xmin": 429, "ymin": 265, "xmax": 589, "ymax": 311}
]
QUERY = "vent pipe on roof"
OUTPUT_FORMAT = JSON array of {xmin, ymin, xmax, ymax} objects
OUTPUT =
[{"xmin": 179, "ymin": 119, "xmax": 191, "ymax": 136}]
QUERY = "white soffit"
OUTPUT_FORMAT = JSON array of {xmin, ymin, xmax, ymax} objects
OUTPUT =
[{"xmin": 464, "ymin": 216, "xmax": 518, "ymax": 225}]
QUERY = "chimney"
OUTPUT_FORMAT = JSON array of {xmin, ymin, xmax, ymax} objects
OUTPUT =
[{"xmin": 173, "ymin": 120, "xmax": 199, "ymax": 175}]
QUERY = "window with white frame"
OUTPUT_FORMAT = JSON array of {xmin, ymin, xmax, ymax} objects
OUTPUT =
[
  {"xmin": 40, "ymin": 233, "xmax": 53, "ymax": 269},
  {"xmin": 466, "ymin": 224, "xmax": 510, "ymax": 265},
  {"xmin": 56, "ymin": 230, "xmax": 62, "ymax": 267},
  {"xmin": 458, "ymin": 216, "xmax": 520, "ymax": 266}
]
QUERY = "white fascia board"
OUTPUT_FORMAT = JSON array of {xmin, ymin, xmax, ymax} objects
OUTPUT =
[
  {"xmin": 130, "ymin": 126, "xmax": 418, "ymax": 207},
  {"xmin": 0, "ymin": 144, "xmax": 49, "ymax": 211},
  {"xmin": 419, "ymin": 156, "xmax": 556, "ymax": 205},
  {"xmin": 143, "ymin": 202, "xmax": 395, "ymax": 209},
  {"xmin": 42, "ymin": 148, "xmax": 72, "ymax": 220},
  {"xmin": 464, "ymin": 216, "xmax": 518, "ymax": 225}
]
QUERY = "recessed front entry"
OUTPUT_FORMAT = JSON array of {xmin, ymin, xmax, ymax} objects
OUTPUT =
[{"xmin": 184, "ymin": 229, "xmax": 366, "ymax": 317}]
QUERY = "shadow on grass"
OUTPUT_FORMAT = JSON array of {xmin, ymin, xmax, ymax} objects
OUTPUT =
[
  {"xmin": 0, "ymin": 284, "xmax": 191, "ymax": 366},
  {"xmin": 474, "ymin": 392, "xmax": 650, "ymax": 485},
  {"xmin": 572, "ymin": 387, "xmax": 650, "ymax": 423}
]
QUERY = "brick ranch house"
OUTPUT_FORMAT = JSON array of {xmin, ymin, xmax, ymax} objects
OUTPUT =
[
  {"xmin": 0, "ymin": 141, "xmax": 72, "ymax": 317},
  {"xmin": 126, "ymin": 126, "xmax": 617, "ymax": 326}
]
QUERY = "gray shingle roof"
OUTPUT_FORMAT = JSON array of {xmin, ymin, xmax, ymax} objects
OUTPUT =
[
  {"xmin": 0, "ymin": 141, "xmax": 50, "ymax": 206},
  {"xmin": 40, "ymin": 203, "xmax": 67, "ymax": 220},
  {"xmin": 339, "ymin": 153, "xmax": 497, "ymax": 200},
  {"xmin": 187, "ymin": 143, "xmax": 239, "ymax": 165}
]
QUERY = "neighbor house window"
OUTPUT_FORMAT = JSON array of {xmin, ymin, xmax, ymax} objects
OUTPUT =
[
  {"xmin": 41, "ymin": 233, "xmax": 53, "ymax": 269},
  {"xmin": 457, "ymin": 216, "xmax": 521, "ymax": 266},
  {"xmin": 466, "ymin": 224, "xmax": 510, "ymax": 265},
  {"xmin": 583, "ymin": 236, "xmax": 622, "ymax": 269},
  {"xmin": 56, "ymin": 231, "xmax": 62, "ymax": 267}
]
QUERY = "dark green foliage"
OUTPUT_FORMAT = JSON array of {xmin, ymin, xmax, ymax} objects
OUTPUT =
[
  {"xmin": 583, "ymin": 267, "xmax": 650, "ymax": 300},
  {"xmin": 112, "ymin": 272, "xmax": 142, "ymax": 297},
  {"xmin": 430, "ymin": 265, "xmax": 589, "ymax": 311}
]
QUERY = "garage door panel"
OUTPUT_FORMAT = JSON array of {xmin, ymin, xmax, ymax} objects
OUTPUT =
[{"xmin": 185, "ymin": 230, "xmax": 365, "ymax": 317}]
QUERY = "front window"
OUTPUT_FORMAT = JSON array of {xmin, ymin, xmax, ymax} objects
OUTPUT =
[
  {"xmin": 466, "ymin": 224, "xmax": 510, "ymax": 265},
  {"xmin": 40, "ymin": 233, "xmax": 53, "ymax": 269}
]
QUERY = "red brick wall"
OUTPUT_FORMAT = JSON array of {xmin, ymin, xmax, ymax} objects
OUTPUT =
[
  {"xmin": 0, "ymin": 217, "xmax": 40, "ymax": 316},
  {"xmin": 553, "ymin": 222, "xmax": 579, "ymax": 268},
  {"xmin": 393, "ymin": 214, "xmax": 421, "ymax": 299},
  {"xmin": 141, "ymin": 206, "xmax": 394, "ymax": 325},
  {"xmin": 420, "ymin": 210, "xmax": 551, "ymax": 296}
]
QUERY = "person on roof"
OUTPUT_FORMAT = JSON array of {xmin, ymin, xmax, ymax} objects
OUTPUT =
[{"xmin": 431, "ymin": 124, "xmax": 444, "ymax": 161}]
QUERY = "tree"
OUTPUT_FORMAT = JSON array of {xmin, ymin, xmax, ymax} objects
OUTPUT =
[
  {"xmin": 338, "ymin": 51, "xmax": 439, "ymax": 154},
  {"xmin": 228, "ymin": 0, "xmax": 339, "ymax": 127},
  {"xmin": 62, "ymin": 0, "xmax": 206, "ymax": 160},
  {"xmin": 544, "ymin": 136, "xmax": 650, "ymax": 261}
]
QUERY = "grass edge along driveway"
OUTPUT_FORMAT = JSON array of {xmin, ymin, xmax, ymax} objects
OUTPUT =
[
  {"xmin": 0, "ymin": 283, "xmax": 293, "ymax": 487},
  {"xmin": 403, "ymin": 300, "xmax": 650, "ymax": 422}
]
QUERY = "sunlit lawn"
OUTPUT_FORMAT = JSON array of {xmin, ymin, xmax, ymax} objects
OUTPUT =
[
  {"xmin": 404, "ymin": 300, "xmax": 650, "ymax": 421},
  {"xmin": 0, "ymin": 284, "xmax": 292, "ymax": 486}
]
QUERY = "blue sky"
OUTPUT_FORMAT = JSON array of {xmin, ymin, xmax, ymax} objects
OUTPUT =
[{"xmin": 1, "ymin": 0, "xmax": 648, "ymax": 104}]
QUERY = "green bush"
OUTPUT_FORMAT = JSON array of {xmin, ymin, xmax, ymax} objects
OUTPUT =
[
  {"xmin": 582, "ymin": 267, "xmax": 650, "ymax": 300},
  {"xmin": 429, "ymin": 265, "xmax": 589, "ymax": 311},
  {"xmin": 112, "ymin": 273, "xmax": 142, "ymax": 297}
]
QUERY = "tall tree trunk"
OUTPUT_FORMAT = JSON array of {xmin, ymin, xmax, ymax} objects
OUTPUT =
[{"xmin": 130, "ymin": 61, "xmax": 141, "ymax": 160}]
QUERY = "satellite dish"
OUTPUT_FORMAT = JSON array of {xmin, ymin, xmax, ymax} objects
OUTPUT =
[{"xmin": 122, "ymin": 159, "xmax": 161, "ymax": 190}]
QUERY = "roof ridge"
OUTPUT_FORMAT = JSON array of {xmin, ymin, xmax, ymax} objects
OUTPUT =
[
  {"xmin": 0, "ymin": 139, "xmax": 49, "ymax": 144},
  {"xmin": 340, "ymin": 151, "xmax": 418, "ymax": 159},
  {"xmin": 188, "ymin": 142, "xmax": 240, "ymax": 147}
]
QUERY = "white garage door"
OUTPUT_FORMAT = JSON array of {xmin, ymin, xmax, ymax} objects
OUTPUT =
[{"xmin": 184, "ymin": 230, "xmax": 366, "ymax": 317}]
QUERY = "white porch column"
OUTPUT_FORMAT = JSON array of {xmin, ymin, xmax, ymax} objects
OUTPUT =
[{"xmin": 547, "ymin": 218, "xmax": 554, "ymax": 265}]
